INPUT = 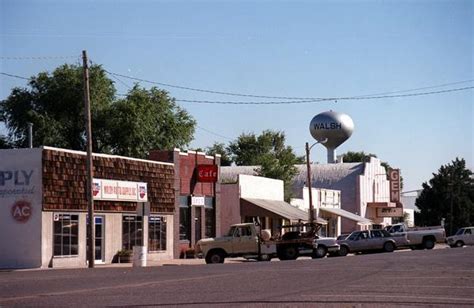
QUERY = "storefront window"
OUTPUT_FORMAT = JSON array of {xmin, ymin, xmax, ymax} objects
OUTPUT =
[
  {"xmin": 204, "ymin": 197, "xmax": 215, "ymax": 238},
  {"xmin": 149, "ymin": 216, "xmax": 167, "ymax": 251},
  {"xmin": 179, "ymin": 195, "xmax": 191, "ymax": 241},
  {"xmin": 53, "ymin": 214, "xmax": 79, "ymax": 256},
  {"xmin": 179, "ymin": 207, "xmax": 191, "ymax": 241},
  {"xmin": 122, "ymin": 215, "xmax": 143, "ymax": 250}
]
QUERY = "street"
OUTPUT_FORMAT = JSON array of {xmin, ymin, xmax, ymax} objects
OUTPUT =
[{"xmin": 0, "ymin": 247, "xmax": 473, "ymax": 307}]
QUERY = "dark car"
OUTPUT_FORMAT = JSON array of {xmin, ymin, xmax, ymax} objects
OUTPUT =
[{"xmin": 336, "ymin": 229, "xmax": 399, "ymax": 256}]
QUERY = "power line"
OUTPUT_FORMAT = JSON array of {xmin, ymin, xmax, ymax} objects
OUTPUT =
[
  {"xmin": 0, "ymin": 72, "xmax": 30, "ymax": 80},
  {"xmin": 0, "ymin": 55, "xmax": 79, "ymax": 60},
  {"xmin": 175, "ymin": 86, "xmax": 474, "ymax": 105},
  {"xmin": 104, "ymin": 69, "xmax": 474, "ymax": 100},
  {"xmin": 196, "ymin": 125, "xmax": 234, "ymax": 141}
]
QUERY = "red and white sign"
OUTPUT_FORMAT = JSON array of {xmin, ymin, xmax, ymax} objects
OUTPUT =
[
  {"xmin": 389, "ymin": 169, "xmax": 401, "ymax": 203},
  {"xmin": 11, "ymin": 200, "xmax": 32, "ymax": 223},
  {"xmin": 93, "ymin": 179, "xmax": 147, "ymax": 202},
  {"xmin": 196, "ymin": 165, "xmax": 218, "ymax": 183}
]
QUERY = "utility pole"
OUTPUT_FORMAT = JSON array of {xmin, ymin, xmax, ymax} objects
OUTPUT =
[
  {"xmin": 305, "ymin": 142, "xmax": 315, "ymax": 227},
  {"xmin": 82, "ymin": 50, "xmax": 95, "ymax": 268}
]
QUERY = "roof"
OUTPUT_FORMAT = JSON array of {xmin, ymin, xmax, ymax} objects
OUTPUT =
[
  {"xmin": 319, "ymin": 207, "xmax": 373, "ymax": 225},
  {"xmin": 242, "ymin": 197, "xmax": 327, "ymax": 225},
  {"xmin": 221, "ymin": 162, "xmax": 365, "ymax": 198},
  {"xmin": 292, "ymin": 163, "xmax": 365, "ymax": 198}
]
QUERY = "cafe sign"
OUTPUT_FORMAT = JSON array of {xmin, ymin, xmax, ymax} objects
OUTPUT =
[
  {"xmin": 196, "ymin": 165, "xmax": 218, "ymax": 183},
  {"xmin": 93, "ymin": 178, "xmax": 148, "ymax": 202}
]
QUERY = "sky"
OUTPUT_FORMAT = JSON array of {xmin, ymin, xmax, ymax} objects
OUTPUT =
[{"xmin": 1, "ymin": 0, "xmax": 472, "ymax": 192}]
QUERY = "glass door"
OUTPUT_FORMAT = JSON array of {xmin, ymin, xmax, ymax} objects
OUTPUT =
[{"xmin": 95, "ymin": 216, "xmax": 104, "ymax": 262}]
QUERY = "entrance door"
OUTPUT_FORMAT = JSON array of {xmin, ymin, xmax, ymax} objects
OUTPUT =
[
  {"xmin": 94, "ymin": 216, "xmax": 104, "ymax": 262},
  {"xmin": 194, "ymin": 207, "xmax": 202, "ymax": 243}
]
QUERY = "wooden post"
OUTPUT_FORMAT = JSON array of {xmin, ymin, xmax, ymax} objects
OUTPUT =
[{"xmin": 82, "ymin": 50, "xmax": 95, "ymax": 268}]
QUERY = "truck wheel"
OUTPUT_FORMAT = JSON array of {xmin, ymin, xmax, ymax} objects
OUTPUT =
[
  {"xmin": 455, "ymin": 241, "xmax": 464, "ymax": 248},
  {"xmin": 205, "ymin": 251, "xmax": 225, "ymax": 264},
  {"xmin": 383, "ymin": 242, "xmax": 395, "ymax": 253},
  {"xmin": 258, "ymin": 254, "xmax": 272, "ymax": 261},
  {"xmin": 338, "ymin": 245, "xmax": 349, "ymax": 257},
  {"xmin": 312, "ymin": 246, "xmax": 327, "ymax": 259},
  {"xmin": 278, "ymin": 245, "xmax": 299, "ymax": 260},
  {"xmin": 423, "ymin": 238, "xmax": 435, "ymax": 250}
]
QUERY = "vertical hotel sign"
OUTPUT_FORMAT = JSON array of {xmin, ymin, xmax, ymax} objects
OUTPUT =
[
  {"xmin": 388, "ymin": 169, "xmax": 401, "ymax": 205},
  {"xmin": 93, "ymin": 179, "xmax": 148, "ymax": 202}
]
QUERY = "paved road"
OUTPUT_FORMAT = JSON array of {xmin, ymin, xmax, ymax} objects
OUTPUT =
[{"xmin": 1, "ymin": 247, "xmax": 473, "ymax": 307}]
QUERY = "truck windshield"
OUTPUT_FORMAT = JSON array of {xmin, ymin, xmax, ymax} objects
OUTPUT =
[{"xmin": 227, "ymin": 226, "xmax": 236, "ymax": 236}]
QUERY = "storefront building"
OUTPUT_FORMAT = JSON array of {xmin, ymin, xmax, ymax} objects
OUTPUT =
[
  {"xmin": 1, "ymin": 146, "xmax": 175, "ymax": 269},
  {"xmin": 221, "ymin": 157, "xmax": 402, "ymax": 234},
  {"xmin": 149, "ymin": 149, "xmax": 220, "ymax": 258},
  {"xmin": 220, "ymin": 174, "xmax": 326, "ymax": 237}
]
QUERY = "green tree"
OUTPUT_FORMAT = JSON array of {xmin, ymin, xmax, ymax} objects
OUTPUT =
[
  {"xmin": 206, "ymin": 142, "xmax": 232, "ymax": 166},
  {"xmin": 1, "ymin": 64, "xmax": 115, "ymax": 151},
  {"xmin": 1, "ymin": 64, "xmax": 196, "ymax": 158},
  {"xmin": 228, "ymin": 130, "xmax": 304, "ymax": 200},
  {"xmin": 415, "ymin": 158, "xmax": 473, "ymax": 235},
  {"xmin": 108, "ymin": 86, "xmax": 195, "ymax": 158},
  {"xmin": 342, "ymin": 151, "xmax": 377, "ymax": 163},
  {"xmin": 0, "ymin": 134, "xmax": 11, "ymax": 149}
]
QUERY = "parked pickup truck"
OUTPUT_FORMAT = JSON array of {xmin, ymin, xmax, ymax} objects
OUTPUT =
[
  {"xmin": 195, "ymin": 222, "xmax": 339, "ymax": 264},
  {"xmin": 384, "ymin": 223, "xmax": 446, "ymax": 250}
]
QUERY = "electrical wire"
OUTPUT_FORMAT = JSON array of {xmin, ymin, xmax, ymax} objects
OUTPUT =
[
  {"xmin": 0, "ymin": 55, "xmax": 79, "ymax": 60},
  {"xmin": 0, "ymin": 72, "xmax": 30, "ymax": 80},
  {"xmin": 175, "ymin": 86, "xmax": 474, "ymax": 105},
  {"xmin": 104, "ymin": 69, "xmax": 474, "ymax": 101}
]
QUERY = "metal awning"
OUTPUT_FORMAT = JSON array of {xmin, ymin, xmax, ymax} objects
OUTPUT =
[
  {"xmin": 242, "ymin": 198, "xmax": 327, "ymax": 225},
  {"xmin": 319, "ymin": 207, "xmax": 372, "ymax": 225}
]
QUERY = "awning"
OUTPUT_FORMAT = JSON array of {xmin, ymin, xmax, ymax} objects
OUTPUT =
[
  {"xmin": 242, "ymin": 198, "xmax": 327, "ymax": 225},
  {"xmin": 319, "ymin": 207, "xmax": 372, "ymax": 225}
]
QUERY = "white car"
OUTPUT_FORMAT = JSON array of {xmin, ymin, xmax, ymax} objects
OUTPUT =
[{"xmin": 446, "ymin": 227, "xmax": 474, "ymax": 248}]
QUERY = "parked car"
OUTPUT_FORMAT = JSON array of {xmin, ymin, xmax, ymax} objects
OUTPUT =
[
  {"xmin": 446, "ymin": 227, "xmax": 474, "ymax": 248},
  {"xmin": 336, "ymin": 229, "xmax": 403, "ymax": 256}
]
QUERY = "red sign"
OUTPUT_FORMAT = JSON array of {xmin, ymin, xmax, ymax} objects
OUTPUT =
[
  {"xmin": 389, "ymin": 169, "xmax": 401, "ymax": 203},
  {"xmin": 196, "ymin": 165, "xmax": 218, "ymax": 183},
  {"xmin": 11, "ymin": 200, "xmax": 32, "ymax": 223}
]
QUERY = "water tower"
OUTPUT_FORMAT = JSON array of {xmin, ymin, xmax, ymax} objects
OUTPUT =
[{"xmin": 309, "ymin": 110, "xmax": 354, "ymax": 163}]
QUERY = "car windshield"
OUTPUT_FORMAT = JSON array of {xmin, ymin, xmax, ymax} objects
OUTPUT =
[
  {"xmin": 347, "ymin": 232, "xmax": 359, "ymax": 241},
  {"xmin": 455, "ymin": 228, "xmax": 465, "ymax": 235}
]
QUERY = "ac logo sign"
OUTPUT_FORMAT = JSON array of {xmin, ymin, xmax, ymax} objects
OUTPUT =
[{"xmin": 11, "ymin": 200, "xmax": 32, "ymax": 223}]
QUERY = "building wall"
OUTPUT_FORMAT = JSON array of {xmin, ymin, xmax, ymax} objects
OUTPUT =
[
  {"xmin": 149, "ymin": 149, "xmax": 221, "ymax": 255},
  {"xmin": 0, "ymin": 148, "xmax": 43, "ymax": 269},
  {"xmin": 220, "ymin": 183, "xmax": 241, "ymax": 235},
  {"xmin": 239, "ymin": 174, "xmax": 284, "ymax": 201}
]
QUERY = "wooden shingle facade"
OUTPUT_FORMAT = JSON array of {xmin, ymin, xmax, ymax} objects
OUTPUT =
[{"xmin": 42, "ymin": 148, "xmax": 175, "ymax": 214}]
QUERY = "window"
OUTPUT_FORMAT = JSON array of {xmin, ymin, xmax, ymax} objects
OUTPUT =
[
  {"xmin": 53, "ymin": 214, "xmax": 79, "ymax": 256},
  {"xmin": 122, "ymin": 215, "xmax": 143, "ymax": 250},
  {"xmin": 204, "ymin": 197, "xmax": 215, "ymax": 238},
  {"xmin": 149, "ymin": 216, "xmax": 167, "ymax": 251},
  {"xmin": 371, "ymin": 230, "xmax": 382, "ymax": 238},
  {"xmin": 179, "ymin": 195, "xmax": 191, "ymax": 241},
  {"xmin": 239, "ymin": 226, "xmax": 252, "ymax": 236}
]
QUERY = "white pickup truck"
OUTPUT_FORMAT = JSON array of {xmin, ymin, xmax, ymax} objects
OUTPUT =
[
  {"xmin": 195, "ymin": 222, "xmax": 339, "ymax": 264},
  {"xmin": 384, "ymin": 223, "xmax": 446, "ymax": 250}
]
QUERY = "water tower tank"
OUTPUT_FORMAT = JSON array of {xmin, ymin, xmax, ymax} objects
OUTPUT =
[{"xmin": 309, "ymin": 110, "xmax": 354, "ymax": 163}]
